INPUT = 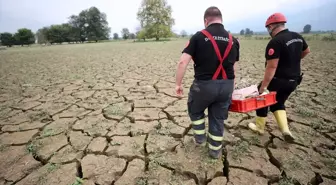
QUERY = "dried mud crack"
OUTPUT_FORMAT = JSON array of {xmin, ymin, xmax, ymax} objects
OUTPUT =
[{"xmin": 1, "ymin": 39, "xmax": 335, "ymax": 185}]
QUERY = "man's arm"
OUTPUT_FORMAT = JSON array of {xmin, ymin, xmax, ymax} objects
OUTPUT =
[
  {"xmin": 175, "ymin": 53, "xmax": 192, "ymax": 86},
  {"xmin": 260, "ymin": 39, "xmax": 280, "ymax": 93},
  {"xmin": 301, "ymin": 47, "xmax": 310, "ymax": 59},
  {"xmin": 233, "ymin": 38, "xmax": 240, "ymax": 89},
  {"xmin": 259, "ymin": 59, "xmax": 278, "ymax": 92},
  {"xmin": 301, "ymin": 36, "xmax": 310, "ymax": 59}
]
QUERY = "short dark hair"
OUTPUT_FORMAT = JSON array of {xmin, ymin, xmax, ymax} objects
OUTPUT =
[{"xmin": 204, "ymin": 6, "xmax": 222, "ymax": 21}]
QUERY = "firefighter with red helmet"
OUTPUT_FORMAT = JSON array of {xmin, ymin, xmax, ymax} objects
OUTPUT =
[
  {"xmin": 175, "ymin": 6, "xmax": 240, "ymax": 159},
  {"xmin": 248, "ymin": 13, "xmax": 310, "ymax": 142}
]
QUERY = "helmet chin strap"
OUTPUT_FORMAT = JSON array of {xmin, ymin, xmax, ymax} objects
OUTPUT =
[{"xmin": 268, "ymin": 24, "xmax": 282, "ymax": 37}]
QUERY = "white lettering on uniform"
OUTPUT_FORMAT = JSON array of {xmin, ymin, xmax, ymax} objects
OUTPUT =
[
  {"xmin": 204, "ymin": 36, "xmax": 229, "ymax": 42},
  {"xmin": 286, "ymin": 38, "xmax": 303, "ymax": 46}
]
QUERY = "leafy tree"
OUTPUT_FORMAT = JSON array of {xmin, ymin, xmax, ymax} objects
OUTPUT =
[
  {"xmin": 0, "ymin": 32, "xmax": 15, "ymax": 47},
  {"xmin": 14, "ymin": 28, "xmax": 35, "ymax": 46},
  {"xmin": 180, "ymin": 30, "xmax": 187, "ymax": 37},
  {"xmin": 137, "ymin": 0, "xmax": 175, "ymax": 41},
  {"xmin": 129, "ymin": 33, "xmax": 136, "ymax": 39},
  {"xmin": 136, "ymin": 29, "xmax": 147, "ymax": 41},
  {"xmin": 69, "ymin": 7, "xmax": 110, "ymax": 42},
  {"xmin": 68, "ymin": 15, "xmax": 85, "ymax": 42},
  {"xmin": 245, "ymin": 28, "xmax": 253, "ymax": 35},
  {"xmin": 113, "ymin": 33, "xmax": 119, "ymax": 40},
  {"xmin": 36, "ymin": 6, "xmax": 111, "ymax": 45},
  {"xmin": 121, "ymin": 28, "xmax": 130, "ymax": 40},
  {"xmin": 303, "ymin": 24, "xmax": 312, "ymax": 33},
  {"xmin": 36, "ymin": 27, "xmax": 50, "ymax": 44},
  {"xmin": 85, "ymin": 7, "xmax": 111, "ymax": 41},
  {"xmin": 240, "ymin": 29, "xmax": 245, "ymax": 35}
]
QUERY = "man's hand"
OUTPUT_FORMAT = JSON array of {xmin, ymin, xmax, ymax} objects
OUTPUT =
[
  {"xmin": 175, "ymin": 85, "xmax": 183, "ymax": 97},
  {"xmin": 175, "ymin": 53, "xmax": 192, "ymax": 96},
  {"xmin": 259, "ymin": 85, "xmax": 265, "ymax": 94}
]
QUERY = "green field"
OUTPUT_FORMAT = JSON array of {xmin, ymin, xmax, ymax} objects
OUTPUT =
[{"xmin": 0, "ymin": 39, "xmax": 335, "ymax": 185}]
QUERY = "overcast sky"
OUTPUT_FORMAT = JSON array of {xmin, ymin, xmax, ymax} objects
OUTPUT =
[{"xmin": 0, "ymin": 0, "xmax": 333, "ymax": 35}]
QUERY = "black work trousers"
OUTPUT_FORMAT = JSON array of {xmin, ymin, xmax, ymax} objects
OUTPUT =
[
  {"xmin": 187, "ymin": 79, "xmax": 234, "ymax": 152},
  {"xmin": 256, "ymin": 77, "xmax": 299, "ymax": 117}
]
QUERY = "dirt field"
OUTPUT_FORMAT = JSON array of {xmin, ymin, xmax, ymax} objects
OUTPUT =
[{"xmin": 0, "ymin": 39, "xmax": 335, "ymax": 185}]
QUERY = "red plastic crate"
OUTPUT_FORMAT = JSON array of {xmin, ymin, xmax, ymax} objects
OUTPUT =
[{"xmin": 229, "ymin": 92, "xmax": 277, "ymax": 113}]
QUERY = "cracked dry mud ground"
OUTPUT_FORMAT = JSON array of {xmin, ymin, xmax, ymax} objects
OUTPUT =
[{"xmin": 0, "ymin": 40, "xmax": 335, "ymax": 185}]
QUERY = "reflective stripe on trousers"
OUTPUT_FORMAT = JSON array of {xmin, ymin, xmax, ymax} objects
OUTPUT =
[{"xmin": 192, "ymin": 118, "xmax": 206, "ymax": 142}]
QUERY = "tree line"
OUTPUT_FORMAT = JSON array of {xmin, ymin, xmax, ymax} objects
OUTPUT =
[
  {"xmin": 0, "ymin": 0, "xmax": 328, "ymax": 47},
  {"xmin": 0, "ymin": 0, "xmax": 176, "ymax": 46}
]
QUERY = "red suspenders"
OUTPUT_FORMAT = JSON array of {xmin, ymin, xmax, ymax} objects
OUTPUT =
[{"xmin": 201, "ymin": 30, "xmax": 233, "ymax": 80}]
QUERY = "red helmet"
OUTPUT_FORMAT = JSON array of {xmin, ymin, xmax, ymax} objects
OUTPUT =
[{"xmin": 265, "ymin": 13, "xmax": 287, "ymax": 27}]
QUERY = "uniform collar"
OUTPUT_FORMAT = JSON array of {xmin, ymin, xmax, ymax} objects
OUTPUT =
[
  {"xmin": 275, "ymin": 28, "xmax": 289, "ymax": 36},
  {"xmin": 207, "ymin": 23, "xmax": 224, "ymax": 28}
]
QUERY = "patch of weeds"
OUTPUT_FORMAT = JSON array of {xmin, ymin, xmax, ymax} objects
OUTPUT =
[
  {"xmin": 70, "ymin": 177, "xmax": 83, "ymax": 185},
  {"xmin": 249, "ymin": 135, "xmax": 261, "ymax": 145},
  {"xmin": 311, "ymin": 120, "xmax": 335, "ymax": 131},
  {"xmin": 322, "ymin": 158, "xmax": 336, "ymax": 170},
  {"xmin": 311, "ymin": 121, "xmax": 323, "ymax": 129},
  {"xmin": 201, "ymin": 156, "xmax": 220, "ymax": 169},
  {"xmin": 135, "ymin": 176, "xmax": 148, "ymax": 185},
  {"xmin": 305, "ymin": 127, "xmax": 318, "ymax": 137},
  {"xmin": 28, "ymin": 111, "xmax": 49, "ymax": 122},
  {"xmin": 105, "ymin": 105, "xmax": 124, "ymax": 116},
  {"xmin": 168, "ymin": 173, "xmax": 182, "ymax": 185},
  {"xmin": 47, "ymin": 163, "xmax": 59, "ymax": 173},
  {"xmin": 42, "ymin": 128, "xmax": 55, "ymax": 137},
  {"xmin": 278, "ymin": 176, "xmax": 295, "ymax": 185},
  {"xmin": 148, "ymin": 152, "xmax": 168, "ymax": 169},
  {"xmin": 0, "ymin": 144, "xmax": 8, "ymax": 152},
  {"xmin": 110, "ymin": 141, "xmax": 121, "ymax": 146},
  {"xmin": 27, "ymin": 143, "xmax": 38, "ymax": 157},
  {"xmin": 285, "ymin": 156, "xmax": 302, "ymax": 170},
  {"xmin": 231, "ymin": 140, "xmax": 251, "ymax": 162},
  {"xmin": 295, "ymin": 107, "xmax": 317, "ymax": 117}
]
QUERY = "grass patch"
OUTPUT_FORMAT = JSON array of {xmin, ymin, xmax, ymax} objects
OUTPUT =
[
  {"xmin": 248, "ymin": 135, "xmax": 261, "ymax": 145},
  {"xmin": 27, "ymin": 142, "xmax": 38, "ymax": 157},
  {"xmin": 278, "ymin": 177, "xmax": 296, "ymax": 185},
  {"xmin": 231, "ymin": 140, "xmax": 251, "ymax": 162},
  {"xmin": 135, "ymin": 176, "xmax": 148, "ymax": 185},
  {"xmin": 70, "ymin": 177, "xmax": 83, "ymax": 185},
  {"xmin": 295, "ymin": 107, "xmax": 318, "ymax": 117},
  {"xmin": 47, "ymin": 163, "xmax": 59, "ymax": 173},
  {"xmin": 28, "ymin": 111, "xmax": 49, "ymax": 122},
  {"xmin": 322, "ymin": 158, "xmax": 336, "ymax": 170},
  {"xmin": 42, "ymin": 128, "xmax": 55, "ymax": 137},
  {"xmin": 285, "ymin": 156, "xmax": 303, "ymax": 170},
  {"xmin": 110, "ymin": 141, "xmax": 121, "ymax": 146},
  {"xmin": 311, "ymin": 120, "xmax": 336, "ymax": 131},
  {"xmin": 104, "ymin": 104, "xmax": 126, "ymax": 116},
  {"xmin": 0, "ymin": 144, "xmax": 8, "ymax": 152}
]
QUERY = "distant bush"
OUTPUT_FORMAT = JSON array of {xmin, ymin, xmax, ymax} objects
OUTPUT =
[
  {"xmin": 322, "ymin": 33, "xmax": 336, "ymax": 41},
  {"xmin": 303, "ymin": 36, "xmax": 312, "ymax": 41},
  {"xmin": 254, "ymin": 36, "xmax": 271, "ymax": 40}
]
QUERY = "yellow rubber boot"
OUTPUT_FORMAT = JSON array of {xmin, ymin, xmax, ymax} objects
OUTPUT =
[
  {"xmin": 273, "ymin": 110, "xmax": 295, "ymax": 143},
  {"xmin": 248, "ymin": 117, "xmax": 266, "ymax": 135}
]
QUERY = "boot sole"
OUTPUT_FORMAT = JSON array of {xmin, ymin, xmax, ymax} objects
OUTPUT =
[{"xmin": 283, "ymin": 134, "xmax": 295, "ymax": 143}]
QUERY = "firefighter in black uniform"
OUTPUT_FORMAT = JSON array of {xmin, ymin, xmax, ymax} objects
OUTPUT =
[
  {"xmin": 175, "ymin": 6, "xmax": 240, "ymax": 159},
  {"xmin": 248, "ymin": 13, "xmax": 310, "ymax": 142}
]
